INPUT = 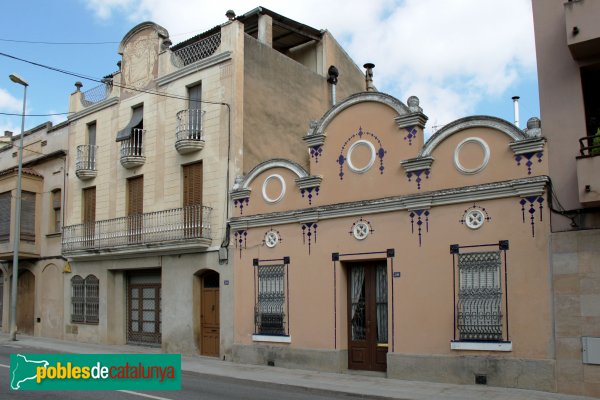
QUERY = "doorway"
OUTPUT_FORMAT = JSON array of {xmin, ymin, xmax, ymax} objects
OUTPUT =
[
  {"xmin": 200, "ymin": 270, "xmax": 219, "ymax": 357},
  {"xmin": 347, "ymin": 261, "xmax": 388, "ymax": 372},
  {"xmin": 127, "ymin": 271, "xmax": 161, "ymax": 346},
  {"xmin": 17, "ymin": 270, "xmax": 35, "ymax": 335}
]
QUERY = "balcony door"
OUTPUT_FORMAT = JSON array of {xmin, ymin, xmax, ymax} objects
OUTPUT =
[
  {"xmin": 183, "ymin": 162, "xmax": 202, "ymax": 237},
  {"xmin": 83, "ymin": 187, "xmax": 96, "ymax": 247},
  {"xmin": 188, "ymin": 84, "xmax": 202, "ymax": 139},
  {"xmin": 347, "ymin": 261, "xmax": 388, "ymax": 372},
  {"xmin": 127, "ymin": 176, "xmax": 144, "ymax": 243}
]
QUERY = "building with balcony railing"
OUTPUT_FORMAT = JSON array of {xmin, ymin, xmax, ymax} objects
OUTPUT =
[
  {"xmin": 0, "ymin": 121, "xmax": 68, "ymax": 339},
  {"xmin": 62, "ymin": 7, "xmax": 365, "ymax": 356},
  {"xmin": 532, "ymin": 0, "xmax": 600, "ymax": 396}
]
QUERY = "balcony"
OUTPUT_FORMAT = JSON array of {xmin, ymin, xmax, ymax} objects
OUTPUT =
[
  {"xmin": 75, "ymin": 145, "xmax": 98, "ymax": 180},
  {"xmin": 120, "ymin": 128, "xmax": 146, "ymax": 169},
  {"xmin": 62, "ymin": 204, "xmax": 212, "ymax": 258},
  {"xmin": 565, "ymin": 0, "xmax": 600, "ymax": 59},
  {"xmin": 576, "ymin": 135, "xmax": 600, "ymax": 206},
  {"xmin": 175, "ymin": 109, "xmax": 205, "ymax": 154}
]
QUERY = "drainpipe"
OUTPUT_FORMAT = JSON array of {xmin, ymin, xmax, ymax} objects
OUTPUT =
[
  {"xmin": 512, "ymin": 96, "xmax": 520, "ymax": 128},
  {"xmin": 364, "ymin": 63, "xmax": 375, "ymax": 92},
  {"xmin": 327, "ymin": 65, "xmax": 339, "ymax": 106}
]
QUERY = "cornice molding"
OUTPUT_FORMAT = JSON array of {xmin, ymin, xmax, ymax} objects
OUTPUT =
[
  {"xmin": 156, "ymin": 51, "xmax": 232, "ymax": 87},
  {"xmin": 68, "ymin": 97, "xmax": 119, "ymax": 122},
  {"xmin": 229, "ymin": 176, "xmax": 549, "ymax": 230}
]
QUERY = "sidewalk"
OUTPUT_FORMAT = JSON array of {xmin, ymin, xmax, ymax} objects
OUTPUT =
[{"xmin": 1, "ymin": 333, "xmax": 595, "ymax": 400}]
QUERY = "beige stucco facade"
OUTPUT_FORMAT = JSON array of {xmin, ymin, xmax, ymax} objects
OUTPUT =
[
  {"xmin": 0, "ymin": 122, "xmax": 67, "ymax": 339},
  {"xmin": 230, "ymin": 91, "xmax": 556, "ymax": 391},
  {"xmin": 60, "ymin": 8, "xmax": 364, "ymax": 358}
]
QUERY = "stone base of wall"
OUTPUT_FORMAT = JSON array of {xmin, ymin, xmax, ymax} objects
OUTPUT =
[
  {"xmin": 232, "ymin": 344, "xmax": 347, "ymax": 373},
  {"xmin": 387, "ymin": 353, "xmax": 556, "ymax": 392}
]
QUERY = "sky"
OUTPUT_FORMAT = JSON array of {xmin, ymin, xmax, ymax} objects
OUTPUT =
[{"xmin": 0, "ymin": 0, "xmax": 539, "ymax": 138}]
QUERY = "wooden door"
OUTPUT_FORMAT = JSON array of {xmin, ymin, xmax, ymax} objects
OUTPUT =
[
  {"xmin": 0, "ymin": 271, "xmax": 3, "ymax": 326},
  {"xmin": 348, "ymin": 262, "xmax": 388, "ymax": 372},
  {"xmin": 127, "ymin": 275, "xmax": 161, "ymax": 346},
  {"xmin": 127, "ymin": 176, "xmax": 143, "ymax": 243},
  {"xmin": 200, "ymin": 271, "xmax": 220, "ymax": 357},
  {"xmin": 83, "ymin": 187, "xmax": 96, "ymax": 246},
  {"xmin": 17, "ymin": 270, "xmax": 35, "ymax": 335},
  {"xmin": 183, "ymin": 163, "xmax": 203, "ymax": 237}
]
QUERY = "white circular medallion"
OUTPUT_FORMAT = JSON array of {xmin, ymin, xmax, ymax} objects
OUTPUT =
[
  {"xmin": 347, "ymin": 140, "xmax": 376, "ymax": 174},
  {"xmin": 453, "ymin": 137, "xmax": 490, "ymax": 175},
  {"xmin": 265, "ymin": 231, "xmax": 279, "ymax": 248},
  {"xmin": 465, "ymin": 209, "xmax": 486, "ymax": 230},
  {"xmin": 352, "ymin": 222, "xmax": 370, "ymax": 240},
  {"xmin": 262, "ymin": 174, "xmax": 286, "ymax": 203}
]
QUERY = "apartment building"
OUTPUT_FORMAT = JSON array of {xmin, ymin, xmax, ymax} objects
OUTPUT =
[
  {"xmin": 60, "ymin": 7, "xmax": 364, "ymax": 358},
  {"xmin": 532, "ymin": 0, "xmax": 600, "ymax": 396},
  {"xmin": 0, "ymin": 122, "xmax": 68, "ymax": 339}
]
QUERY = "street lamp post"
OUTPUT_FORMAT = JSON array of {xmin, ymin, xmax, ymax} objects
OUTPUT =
[{"xmin": 9, "ymin": 73, "xmax": 28, "ymax": 341}]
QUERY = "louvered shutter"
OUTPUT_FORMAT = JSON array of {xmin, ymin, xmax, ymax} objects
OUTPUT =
[
  {"xmin": 0, "ymin": 192, "xmax": 10, "ymax": 242},
  {"xmin": 20, "ymin": 191, "xmax": 36, "ymax": 242}
]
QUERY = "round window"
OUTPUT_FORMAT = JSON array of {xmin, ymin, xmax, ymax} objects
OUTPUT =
[
  {"xmin": 465, "ymin": 209, "xmax": 486, "ymax": 230},
  {"xmin": 352, "ymin": 222, "xmax": 370, "ymax": 240},
  {"xmin": 265, "ymin": 231, "xmax": 279, "ymax": 248}
]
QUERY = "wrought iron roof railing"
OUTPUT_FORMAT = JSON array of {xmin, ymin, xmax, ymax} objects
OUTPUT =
[
  {"xmin": 62, "ymin": 204, "xmax": 212, "ymax": 253},
  {"xmin": 81, "ymin": 82, "xmax": 112, "ymax": 107},
  {"xmin": 578, "ymin": 134, "xmax": 600, "ymax": 157},
  {"xmin": 171, "ymin": 31, "xmax": 221, "ymax": 68}
]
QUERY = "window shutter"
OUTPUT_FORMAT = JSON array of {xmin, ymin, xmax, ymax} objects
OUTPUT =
[
  {"xmin": 20, "ymin": 191, "xmax": 36, "ymax": 242},
  {"xmin": 127, "ymin": 176, "xmax": 144, "ymax": 216},
  {"xmin": 83, "ymin": 187, "xmax": 96, "ymax": 224},
  {"xmin": 0, "ymin": 192, "xmax": 10, "ymax": 242},
  {"xmin": 183, "ymin": 162, "xmax": 202, "ymax": 207}
]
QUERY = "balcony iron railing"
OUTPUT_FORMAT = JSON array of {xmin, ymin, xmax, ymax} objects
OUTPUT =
[
  {"xmin": 176, "ymin": 109, "xmax": 205, "ymax": 141},
  {"xmin": 81, "ymin": 82, "xmax": 112, "ymax": 107},
  {"xmin": 62, "ymin": 204, "xmax": 212, "ymax": 253},
  {"xmin": 579, "ymin": 134, "xmax": 600, "ymax": 157},
  {"xmin": 171, "ymin": 31, "xmax": 221, "ymax": 68},
  {"xmin": 120, "ymin": 128, "xmax": 145, "ymax": 158},
  {"xmin": 76, "ymin": 145, "xmax": 97, "ymax": 174}
]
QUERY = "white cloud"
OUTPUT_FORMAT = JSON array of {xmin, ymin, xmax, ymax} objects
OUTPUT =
[
  {"xmin": 83, "ymin": 0, "xmax": 536, "ymax": 132},
  {"xmin": 0, "ymin": 88, "xmax": 23, "ymax": 113}
]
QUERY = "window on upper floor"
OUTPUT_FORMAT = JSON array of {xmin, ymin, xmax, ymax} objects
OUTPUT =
[
  {"xmin": 51, "ymin": 189, "xmax": 62, "ymax": 234},
  {"xmin": 0, "ymin": 191, "xmax": 10, "ymax": 242},
  {"xmin": 20, "ymin": 191, "xmax": 36, "ymax": 243}
]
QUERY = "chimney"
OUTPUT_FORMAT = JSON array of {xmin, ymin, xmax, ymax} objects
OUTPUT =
[
  {"xmin": 364, "ymin": 63, "xmax": 375, "ymax": 92},
  {"xmin": 327, "ymin": 65, "xmax": 339, "ymax": 106},
  {"xmin": 4, "ymin": 131, "xmax": 13, "ymax": 138},
  {"xmin": 512, "ymin": 96, "xmax": 520, "ymax": 128}
]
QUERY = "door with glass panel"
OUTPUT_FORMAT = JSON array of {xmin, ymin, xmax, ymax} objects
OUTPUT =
[{"xmin": 348, "ymin": 262, "xmax": 388, "ymax": 371}]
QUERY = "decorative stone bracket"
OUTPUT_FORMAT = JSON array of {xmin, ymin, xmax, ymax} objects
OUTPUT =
[
  {"xmin": 295, "ymin": 175, "xmax": 323, "ymax": 205},
  {"xmin": 509, "ymin": 137, "xmax": 546, "ymax": 175},
  {"xmin": 400, "ymin": 157, "xmax": 434, "ymax": 190},
  {"xmin": 231, "ymin": 188, "xmax": 251, "ymax": 215}
]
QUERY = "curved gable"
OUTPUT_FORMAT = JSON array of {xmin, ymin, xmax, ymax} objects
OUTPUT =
[
  {"xmin": 420, "ymin": 116, "xmax": 527, "ymax": 157},
  {"xmin": 307, "ymin": 92, "xmax": 411, "ymax": 137},
  {"xmin": 237, "ymin": 159, "xmax": 309, "ymax": 190}
]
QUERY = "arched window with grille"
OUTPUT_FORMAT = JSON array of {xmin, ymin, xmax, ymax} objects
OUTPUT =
[{"xmin": 71, "ymin": 274, "xmax": 99, "ymax": 324}]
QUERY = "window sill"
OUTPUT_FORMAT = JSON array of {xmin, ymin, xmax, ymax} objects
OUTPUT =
[
  {"xmin": 450, "ymin": 341, "xmax": 512, "ymax": 352},
  {"xmin": 252, "ymin": 335, "xmax": 291, "ymax": 343},
  {"xmin": 46, "ymin": 232, "xmax": 62, "ymax": 238}
]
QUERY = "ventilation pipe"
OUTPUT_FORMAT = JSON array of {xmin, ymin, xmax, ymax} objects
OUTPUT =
[
  {"xmin": 512, "ymin": 96, "xmax": 520, "ymax": 128},
  {"xmin": 327, "ymin": 65, "xmax": 339, "ymax": 106},
  {"xmin": 364, "ymin": 63, "xmax": 375, "ymax": 92}
]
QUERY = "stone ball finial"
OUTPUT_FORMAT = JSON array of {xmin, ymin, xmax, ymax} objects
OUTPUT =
[
  {"xmin": 527, "ymin": 117, "xmax": 541, "ymax": 130},
  {"xmin": 407, "ymin": 96, "xmax": 422, "ymax": 113},
  {"xmin": 226, "ymin": 10, "xmax": 236, "ymax": 21},
  {"xmin": 74, "ymin": 82, "xmax": 83, "ymax": 91},
  {"xmin": 525, "ymin": 117, "xmax": 542, "ymax": 137}
]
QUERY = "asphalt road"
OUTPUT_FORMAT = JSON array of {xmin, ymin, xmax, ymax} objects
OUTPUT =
[{"xmin": 0, "ymin": 342, "xmax": 376, "ymax": 400}]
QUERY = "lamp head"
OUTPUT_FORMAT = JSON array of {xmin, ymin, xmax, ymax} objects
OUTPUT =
[{"xmin": 9, "ymin": 74, "xmax": 28, "ymax": 87}]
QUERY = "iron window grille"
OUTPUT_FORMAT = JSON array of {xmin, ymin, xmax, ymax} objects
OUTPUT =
[
  {"xmin": 450, "ymin": 241, "xmax": 509, "ymax": 342},
  {"xmin": 71, "ymin": 274, "xmax": 99, "ymax": 324},
  {"xmin": 254, "ymin": 258, "xmax": 290, "ymax": 336}
]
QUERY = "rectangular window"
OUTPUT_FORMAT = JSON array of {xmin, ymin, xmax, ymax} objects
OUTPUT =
[
  {"xmin": 0, "ymin": 191, "xmax": 10, "ymax": 242},
  {"xmin": 255, "ymin": 263, "xmax": 288, "ymax": 336},
  {"xmin": 20, "ymin": 191, "xmax": 36, "ymax": 242},
  {"xmin": 52, "ymin": 189, "xmax": 61, "ymax": 233},
  {"xmin": 456, "ymin": 251, "xmax": 503, "ymax": 341},
  {"xmin": 71, "ymin": 275, "xmax": 99, "ymax": 324}
]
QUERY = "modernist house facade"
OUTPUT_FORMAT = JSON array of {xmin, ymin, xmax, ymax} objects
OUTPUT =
[
  {"xmin": 60, "ymin": 7, "xmax": 364, "ymax": 358},
  {"xmin": 533, "ymin": 0, "xmax": 600, "ymax": 396},
  {"xmin": 0, "ymin": 122, "xmax": 68, "ymax": 339},
  {"xmin": 229, "ymin": 90, "xmax": 555, "ymax": 391}
]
